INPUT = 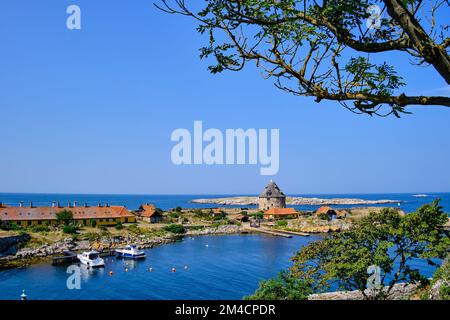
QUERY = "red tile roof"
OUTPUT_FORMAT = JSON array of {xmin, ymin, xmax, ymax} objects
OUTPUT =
[
  {"xmin": 139, "ymin": 204, "xmax": 160, "ymax": 217},
  {"xmin": 0, "ymin": 205, "xmax": 134, "ymax": 221},
  {"xmin": 264, "ymin": 208, "xmax": 297, "ymax": 215},
  {"xmin": 316, "ymin": 206, "xmax": 335, "ymax": 215}
]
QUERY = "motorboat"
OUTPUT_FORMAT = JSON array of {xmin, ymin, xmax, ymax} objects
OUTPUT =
[
  {"xmin": 77, "ymin": 250, "xmax": 105, "ymax": 268},
  {"xmin": 115, "ymin": 245, "xmax": 146, "ymax": 259}
]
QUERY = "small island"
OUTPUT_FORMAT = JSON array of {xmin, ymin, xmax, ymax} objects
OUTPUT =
[{"xmin": 192, "ymin": 196, "xmax": 399, "ymax": 206}]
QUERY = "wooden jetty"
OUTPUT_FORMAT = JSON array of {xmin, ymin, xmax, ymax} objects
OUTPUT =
[
  {"xmin": 52, "ymin": 250, "xmax": 78, "ymax": 265},
  {"xmin": 270, "ymin": 229, "xmax": 311, "ymax": 237},
  {"xmin": 243, "ymin": 226, "xmax": 311, "ymax": 238},
  {"xmin": 244, "ymin": 227, "xmax": 292, "ymax": 238}
]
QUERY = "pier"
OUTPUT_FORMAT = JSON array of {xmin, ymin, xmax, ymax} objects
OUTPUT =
[
  {"xmin": 243, "ymin": 226, "xmax": 311, "ymax": 238},
  {"xmin": 52, "ymin": 250, "xmax": 78, "ymax": 265},
  {"xmin": 244, "ymin": 227, "xmax": 292, "ymax": 238},
  {"xmin": 269, "ymin": 229, "xmax": 311, "ymax": 237}
]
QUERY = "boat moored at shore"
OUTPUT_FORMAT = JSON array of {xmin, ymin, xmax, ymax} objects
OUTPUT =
[
  {"xmin": 115, "ymin": 245, "xmax": 146, "ymax": 259},
  {"xmin": 77, "ymin": 251, "xmax": 105, "ymax": 268}
]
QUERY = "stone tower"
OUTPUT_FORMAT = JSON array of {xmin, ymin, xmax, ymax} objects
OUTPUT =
[{"xmin": 258, "ymin": 180, "xmax": 286, "ymax": 210}]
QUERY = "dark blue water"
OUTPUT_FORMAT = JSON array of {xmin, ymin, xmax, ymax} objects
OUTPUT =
[
  {"xmin": 0, "ymin": 193, "xmax": 447, "ymax": 300},
  {"xmin": 0, "ymin": 234, "xmax": 322, "ymax": 300},
  {"xmin": 0, "ymin": 234, "xmax": 439, "ymax": 300},
  {"xmin": 1, "ymin": 192, "xmax": 449, "ymax": 213}
]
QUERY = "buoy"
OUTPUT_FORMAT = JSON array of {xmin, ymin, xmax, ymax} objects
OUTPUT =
[
  {"xmin": 20, "ymin": 290, "xmax": 27, "ymax": 301},
  {"xmin": 205, "ymin": 244, "xmax": 209, "ymax": 247},
  {"xmin": 109, "ymin": 271, "xmax": 113, "ymax": 276},
  {"xmin": 172, "ymin": 267, "xmax": 176, "ymax": 273},
  {"xmin": 125, "ymin": 268, "xmax": 129, "ymax": 272},
  {"xmin": 148, "ymin": 267, "xmax": 153, "ymax": 272},
  {"xmin": 184, "ymin": 265, "xmax": 188, "ymax": 270}
]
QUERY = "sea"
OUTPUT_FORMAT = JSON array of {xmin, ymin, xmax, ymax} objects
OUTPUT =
[
  {"xmin": 0, "ymin": 192, "xmax": 448, "ymax": 300},
  {"xmin": 0, "ymin": 192, "xmax": 449, "ymax": 213}
]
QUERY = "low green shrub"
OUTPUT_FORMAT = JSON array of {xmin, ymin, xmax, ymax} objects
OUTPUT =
[
  {"xmin": 0, "ymin": 222, "xmax": 23, "ymax": 231},
  {"xmin": 63, "ymin": 225, "xmax": 78, "ymax": 234},
  {"xmin": 276, "ymin": 220, "xmax": 288, "ymax": 227},
  {"xmin": 317, "ymin": 212, "xmax": 331, "ymax": 221},
  {"xmin": 30, "ymin": 224, "xmax": 50, "ymax": 233},
  {"xmin": 169, "ymin": 211, "xmax": 180, "ymax": 219},
  {"xmin": 164, "ymin": 224, "xmax": 185, "ymax": 234}
]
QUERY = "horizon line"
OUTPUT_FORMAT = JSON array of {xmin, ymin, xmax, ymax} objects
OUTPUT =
[{"xmin": 0, "ymin": 191, "xmax": 448, "ymax": 197}]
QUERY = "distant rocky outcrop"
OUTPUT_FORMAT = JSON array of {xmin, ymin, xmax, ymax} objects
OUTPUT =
[{"xmin": 192, "ymin": 196, "xmax": 399, "ymax": 206}]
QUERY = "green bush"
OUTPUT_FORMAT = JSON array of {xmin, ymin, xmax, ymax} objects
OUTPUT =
[
  {"xmin": 30, "ymin": 224, "xmax": 50, "ymax": 233},
  {"xmin": 276, "ymin": 220, "xmax": 288, "ymax": 227},
  {"xmin": 1, "ymin": 222, "xmax": 23, "ymax": 231},
  {"xmin": 63, "ymin": 225, "xmax": 78, "ymax": 234},
  {"xmin": 317, "ymin": 212, "xmax": 331, "ymax": 221},
  {"xmin": 89, "ymin": 219, "xmax": 97, "ymax": 228},
  {"xmin": 56, "ymin": 210, "xmax": 74, "ymax": 225},
  {"xmin": 192, "ymin": 209, "xmax": 205, "ymax": 217},
  {"xmin": 164, "ymin": 224, "xmax": 185, "ymax": 234},
  {"xmin": 115, "ymin": 221, "xmax": 123, "ymax": 230},
  {"xmin": 250, "ymin": 212, "xmax": 264, "ymax": 219},
  {"xmin": 169, "ymin": 211, "xmax": 180, "ymax": 219},
  {"xmin": 430, "ymin": 255, "xmax": 450, "ymax": 300},
  {"xmin": 127, "ymin": 224, "xmax": 144, "ymax": 235},
  {"xmin": 245, "ymin": 271, "xmax": 313, "ymax": 300}
]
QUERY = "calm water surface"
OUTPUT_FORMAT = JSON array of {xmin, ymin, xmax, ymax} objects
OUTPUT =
[
  {"xmin": 0, "ymin": 192, "xmax": 447, "ymax": 300},
  {"xmin": 0, "ymin": 234, "xmax": 325, "ymax": 300}
]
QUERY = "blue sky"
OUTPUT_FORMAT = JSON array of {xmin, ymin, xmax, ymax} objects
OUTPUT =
[{"xmin": 0, "ymin": 0, "xmax": 449, "ymax": 195}]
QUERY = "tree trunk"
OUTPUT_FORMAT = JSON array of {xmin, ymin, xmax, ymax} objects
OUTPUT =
[{"xmin": 384, "ymin": 0, "xmax": 450, "ymax": 84}]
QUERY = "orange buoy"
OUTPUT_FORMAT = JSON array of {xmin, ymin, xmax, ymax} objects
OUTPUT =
[
  {"xmin": 172, "ymin": 267, "xmax": 176, "ymax": 273},
  {"xmin": 109, "ymin": 271, "xmax": 113, "ymax": 276}
]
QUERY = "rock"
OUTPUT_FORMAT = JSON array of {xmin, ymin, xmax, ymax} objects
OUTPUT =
[
  {"xmin": 192, "ymin": 196, "xmax": 399, "ymax": 206},
  {"xmin": 308, "ymin": 283, "xmax": 419, "ymax": 300}
]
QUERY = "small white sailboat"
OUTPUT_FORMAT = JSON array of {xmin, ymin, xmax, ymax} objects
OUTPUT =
[
  {"xmin": 77, "ymin": 251, "xmax": 105, "ymax": 268},
  {"xmin": 115, "ymin": 245, "xmax": 146, "ymax": 259}
]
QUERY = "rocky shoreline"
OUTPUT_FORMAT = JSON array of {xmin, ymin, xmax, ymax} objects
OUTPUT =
[
  {"xmin": 192, "ymin": 196, "xmax": 399, "ymax": 206},
  {"xmin": 0, "ymin": 225, "xmax": 245, "ymax": 269},
  {"xmin": 308, "ymin": 283, "xmax": 419, "ymax": 300}
]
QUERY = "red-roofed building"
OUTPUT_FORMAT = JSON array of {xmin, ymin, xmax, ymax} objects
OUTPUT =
[
  {"xmin": 263, "ymin": 207, "xmax": 298, "ymax": 220},
  {"xmin": 0, "ymin": 202, "xmax": 136, "ymax": 227},
  {"xmin": 315, "ymin": 206, "xmax": 337, "ymax": 220},
  {"xmin": 136, "ymin": 204, "xmax": 164, "ymax": 223}
]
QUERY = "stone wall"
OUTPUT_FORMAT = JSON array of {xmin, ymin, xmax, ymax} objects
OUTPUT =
[
  {"xmin": 258, "ymin": 197, "xmax": 286, "ymax": 210},
  {"xmin": 0, "ymin": 234, "xmax": 30, "ymax": 257}
]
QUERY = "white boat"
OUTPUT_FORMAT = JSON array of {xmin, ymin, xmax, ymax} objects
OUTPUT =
[
  {"xmin": 77, "ymin": 251, "xmax": 105, "ymax": 268},
  {"xmin": 115, "ymin": 245, "xmax": 146, "ymax": 259}
]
